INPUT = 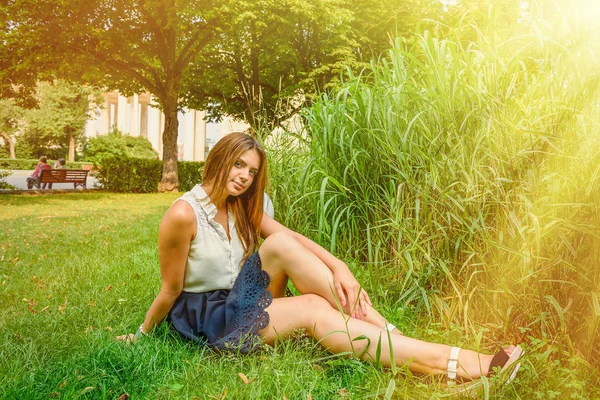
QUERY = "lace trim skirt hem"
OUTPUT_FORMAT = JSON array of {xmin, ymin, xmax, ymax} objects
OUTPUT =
[{"xmin": 167, "ymin": 251, "xmax": 272, "ymax": 354}]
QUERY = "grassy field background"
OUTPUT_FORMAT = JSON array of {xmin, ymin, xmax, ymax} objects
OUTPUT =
[
  {"xmin": 0, "ymin": 190, "xmax": 597, "ymax": 398},
  {"xmin": 0, "ymin": 193, "xmax": 485, "ymax": 399}
]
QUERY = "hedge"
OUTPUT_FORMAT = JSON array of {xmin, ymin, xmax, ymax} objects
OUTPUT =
[
  {"xmin": 177, "ymin": 161, "xmax": 205, "ymax": 192},
  {"xmin": 95, "ymin": 156, "xmax": 204, "ymax": 193},
  {"xmin": 0, "ymin": 158, "xmax": 93, "ymax": 170}
]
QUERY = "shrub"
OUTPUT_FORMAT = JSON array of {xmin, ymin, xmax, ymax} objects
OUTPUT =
[
  {"xmin": 95, "ymin": 157, "xmax": 203, "ymax": 193},
  {"xmin": 123, "ymin": 135, "xmax": 159, "ymax": 159},
  {"xmin": 177, "ymin": 161, "xmax": 204, "ymax": 192},
  {"xmin": 0, "ymin": 170, "xmax": 16, "ymax": 190},
  {"xmin": 84, "ymin": 129, "xmax": 158, "ymax": 164},
  {"xmin": 0, "ymin": 158, "xmax": 39, "ymax": 170},
  {"xmin": 95, "ymin": 156, "xmax": 162, "ymax": 193},
  {"xmin": 0, "ymin": 158, "xmax": 92, "ymax": 170}
]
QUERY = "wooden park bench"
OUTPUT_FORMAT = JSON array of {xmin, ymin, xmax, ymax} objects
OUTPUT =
[{"xmin": 31, "ymin": 169, "xmax": 89, "ymax": 189}]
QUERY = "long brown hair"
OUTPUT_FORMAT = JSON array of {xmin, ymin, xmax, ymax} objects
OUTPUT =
[{"xmin": 202, "ymin": 132, "xmax": 268, "ymax": 260}]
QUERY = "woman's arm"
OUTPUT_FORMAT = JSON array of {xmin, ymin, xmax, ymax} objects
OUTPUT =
[
  {"xmin": 260, "ymin": 214, "xmax": 372, "ymax": 317},
  {"xmin": 118, "ymin": 201, "xmax": 194, "ymax": 341}
]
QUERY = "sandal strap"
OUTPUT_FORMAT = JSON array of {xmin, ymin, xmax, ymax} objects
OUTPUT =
[
  {"xmin": 447, "ymin": 347, "xmax": 461, "ymax": 383},
  {"xmin": 488, "ymin": 348, "xmax": 511, "ymax": 376}
]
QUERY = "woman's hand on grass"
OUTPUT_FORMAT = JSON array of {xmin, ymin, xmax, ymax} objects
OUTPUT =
[{"xmin": 115, "ymin": 333, "xmax": 137, "ymax": 343}]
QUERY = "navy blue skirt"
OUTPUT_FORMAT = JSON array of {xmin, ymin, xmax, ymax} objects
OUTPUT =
[{"xmin": 167, "ymin": 252, "xmax": 272, "ymax": 353}]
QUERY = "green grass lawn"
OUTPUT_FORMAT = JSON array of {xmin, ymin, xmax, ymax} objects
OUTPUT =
[{"xmin": 0, "ymin": 192, "xmax": 596, "ymax": 399}]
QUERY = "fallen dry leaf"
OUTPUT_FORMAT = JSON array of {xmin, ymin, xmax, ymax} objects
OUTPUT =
[
  {"xmin": 237, "ymin": 372, "xmax": 255, "ymax": 384},
  {"xmin": 207, "ymin": 388, "xmax": 228, "ymax": 400},
  {"xmin": 27, "ymin": 298, "xmax": 37, "ymax": 314},
  {"xmin": 58, "ymin": 380, "xmax": 67, "ymax": 389},
  {"xmin": 307, "ymin": 394, "xmax": 312, "ymax": 400},
  {"xmin": 80, "ymin": 386, "xmax": 94, "ymax": 394},
  {"xmin": 88, "ymin": 301, "xmax": 96, "ymax": 307},
  {"xmin": 104, "ymin": 285, "xmax": 112, "ymax": 292},
  {"xmin": 116, "ymin": 394, "xmax": 129, "ymax": 400}
]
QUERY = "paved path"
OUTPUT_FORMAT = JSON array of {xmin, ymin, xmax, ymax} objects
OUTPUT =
[{"xmin": 2, "ymin": 170, "xmax": 99, "ymax": 191}]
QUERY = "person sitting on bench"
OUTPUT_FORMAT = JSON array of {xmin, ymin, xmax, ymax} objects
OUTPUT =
[
  {"xmin": 26, "ymin": 156, "xmax": 51, "ymax": 189},
  {"xmin": 47, "ymin": 158, "xmax": 66, "ymax": 189}
]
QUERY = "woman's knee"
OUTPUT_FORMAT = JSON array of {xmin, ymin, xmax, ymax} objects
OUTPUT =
[
  {"xmin": 295, "ymin": 294, "xmax": 340, "ymax": 334},
  {"xmin": 259, "ymin": 232, "xmax": 298, "ymax": 260},
  {"xmin": 284, "ymin": 294, "xmax": 333, "ymax": 326},
  {"xmin": 300, "ymin": 293, "xmax": 331, "ymax": 310}
]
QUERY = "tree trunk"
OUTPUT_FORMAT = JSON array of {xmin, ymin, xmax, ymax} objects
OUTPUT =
[
  {"xmin": 0, "ymin": 132, "xmax": 16, "ymax": 159},
  {"xmin": 158, "ymin": 94, "xmax": 180, "ymax": 192},
  {"xmin": 68, "ymin": 131, "xmax": 75, "ymax": 162}
]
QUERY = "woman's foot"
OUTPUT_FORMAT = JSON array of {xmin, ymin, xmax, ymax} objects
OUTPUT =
[
  {"xmin": 484, "ymin": 345, "xmax": 516, "ymax": 374},
  {"xmin": 451, "ymin": 345, "xmax": 523, "ymax": 382},
  {"xmin": 447, "ymin": 345, "xmax": 524, "ymax": 397}
]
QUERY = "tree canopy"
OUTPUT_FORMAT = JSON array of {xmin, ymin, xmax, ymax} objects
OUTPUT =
[
  {"xmin": 182, "ymin": 0, "xmax": 359, "ymax": 133},
  {"xmin": 20, "ymin": 81, "xmax": 101, "ymax": 161},
  {"xmin": 0, "ymin": 0, "xmax": 523, "ymax": 188},
  {"xmin": 1, "ymin": 0, "xmax": 221, "ymax": 190},
  {"xmin": 0, "ymin": 98, "xmax": 24, "ymax": 159}
]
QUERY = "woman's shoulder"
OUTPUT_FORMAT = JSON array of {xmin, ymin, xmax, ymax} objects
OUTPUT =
[
  {"xmin": 167, "ymin": 199, "xmax": 196, "ymax": 222},
  {"xmin": 160, "ymin": 200, "xmax": 197, "ymax": 242}
]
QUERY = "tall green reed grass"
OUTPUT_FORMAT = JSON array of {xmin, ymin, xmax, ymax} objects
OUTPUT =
[{"xmin": 268, "ymin": 0, "xmax": 600, "ymax": 376}]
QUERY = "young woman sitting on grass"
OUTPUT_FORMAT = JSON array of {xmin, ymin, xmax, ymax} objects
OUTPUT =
[{"xmin": 119, "ymin": 132, "xmax": 524, "ymax": 390}]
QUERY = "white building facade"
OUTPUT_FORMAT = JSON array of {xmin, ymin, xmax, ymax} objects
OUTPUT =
[{"xmin": 85, "ymin": 91, "xmax": 249, "ymax": 161}]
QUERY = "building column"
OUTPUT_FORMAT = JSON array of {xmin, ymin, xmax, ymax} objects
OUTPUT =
[
  {"xmin": 130, "ymin": 94, "xmax": 140, "ymax": 136},
  {"xmin": 140, "ymin": 102, "xmax": 148, "ymax": 138},
  {"xmin": 117, "ymin": 95, "xmax": 127, "ymax": 132}
]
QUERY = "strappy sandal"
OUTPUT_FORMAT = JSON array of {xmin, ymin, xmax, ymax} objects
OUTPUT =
[
  {"xmin": 385, "ymin": 323, "xmax": 403, "ymax": 335},
  {"xmin": 446, "ymin": 345, "xmax": 525, "ymax": 397}
]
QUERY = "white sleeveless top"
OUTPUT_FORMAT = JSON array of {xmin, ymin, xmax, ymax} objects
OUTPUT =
[{"xmin": 174, "ymin": 185, "xmax": 245, "ymax": 292}]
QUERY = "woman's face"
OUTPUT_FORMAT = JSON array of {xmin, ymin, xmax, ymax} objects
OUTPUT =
[{"xmin": 225, "ymin": 149, "xmax": 260, "ymax": 197}]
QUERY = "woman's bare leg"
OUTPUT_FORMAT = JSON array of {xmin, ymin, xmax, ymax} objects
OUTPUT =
[
  {"xmin": 259, "ymin": 232, "xmax": 399, "ymax": 332},
  {"xmin": 260, "ymin": 295, "xmax": 502, "ymax": 379}
]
